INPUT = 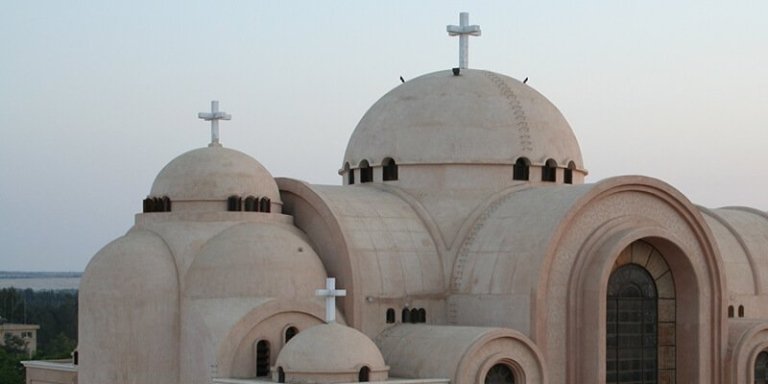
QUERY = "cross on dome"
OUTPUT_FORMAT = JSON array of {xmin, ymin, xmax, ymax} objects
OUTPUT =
[
  {"xmin": 316, "ymin": 277, "xmax": 346, "ymax": 323},
  {"xmin": 446, "ymin": 12, "xmax": 481, "ymax": 69},
  {"xmin": 198, "ymin": 100, "xmax": 231, "ymax": 147}
]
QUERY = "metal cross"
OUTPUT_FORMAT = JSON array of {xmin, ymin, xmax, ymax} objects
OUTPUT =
[
  {"xmin": 446, "ymin": 12, "xmax": 481, "ymax": 69},
  {"xmin": 198, "ymin": 100, "xmax": 231, "ymax": 147},
  {"xmin": 315, "ymin": 278, "xmax": 346, "ymax": 323}
]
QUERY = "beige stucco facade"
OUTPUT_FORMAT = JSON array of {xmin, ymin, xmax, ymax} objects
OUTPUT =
[{"xmin": 21, "ymin": 63, "xmax": 764, "ymax": 384}]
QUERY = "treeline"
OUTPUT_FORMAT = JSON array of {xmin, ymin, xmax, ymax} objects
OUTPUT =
[{"xmin": 1, "ymin": 288, "xmax": 78, "ymax": 384}]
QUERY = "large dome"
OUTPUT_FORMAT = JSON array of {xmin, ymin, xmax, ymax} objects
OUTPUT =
[
  {"xmin": 150, "ymin": 146, "xmax": 280, "ymax": 202},
  {"xmin": 343, "ymin": 69, "xmax": 584, "ymax": 170}
]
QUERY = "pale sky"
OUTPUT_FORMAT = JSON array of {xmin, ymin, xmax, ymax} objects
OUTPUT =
[{"xmin": 1, "ymin": 1, "xmax": 766, "ymax": 272}]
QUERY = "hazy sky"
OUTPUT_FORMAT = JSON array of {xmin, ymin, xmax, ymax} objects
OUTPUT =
[{"xmin": 1, "ymin": 2, "xmax": 766, "ymax": 271}]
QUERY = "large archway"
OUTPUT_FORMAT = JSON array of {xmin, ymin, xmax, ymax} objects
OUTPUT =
[{"xmin": 606, "ymin": 241, "xmax": 676, "ymax": 383}]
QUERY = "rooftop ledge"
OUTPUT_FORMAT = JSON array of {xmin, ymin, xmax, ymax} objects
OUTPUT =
[{"xmin": 21, "ymin": 359, "xmax": 78, "ymax": 372}]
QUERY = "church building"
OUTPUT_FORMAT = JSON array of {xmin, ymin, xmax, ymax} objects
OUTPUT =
[{"xmin": 30, "ymin": 12, "xmax": 768, "ymax": 384}]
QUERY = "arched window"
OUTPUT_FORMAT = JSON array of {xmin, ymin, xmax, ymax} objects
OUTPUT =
[
  {"xmin": 755, "ymin": 351, "xmax": 768, "ymax": 384},
  {"xmin": 163, "ymin": 196, "xmax": 171, "ymax": 212},
  {"xmin": 564, "ymin": 161, "xmax": 575, "ymax": 184},
  {"xmin": 386, "ymin": 308, "xmax": 395, "ymax": 324},
  {"xmin": 244, "ymin": 196, "xmax": 257, "ymax": 212},
  {"xmin": 410, "ymin": 308, "xmax": 419, "ymax": 323},
  {"xmin": 259, "ymin": 197, "xmax": 271, "ymax": 213},
  {"xmin": 344, "ymin": 162, "xmax": 355, "ymax": 185},
  {"xmin": 739, "ymin": 305, "xmax": 745, "ymax": 318},
  {"xmin": 358, "ymin": 366, "xmax": 370, "ymax": 382},
  {"xmin": 401, "ymin": 308, "xmax": 411, "ymax": 323},
  {"xmin": 513, "ymin": 158, "xmax": 530, "ymax": 181},
  {"xmin": 153, "ymin": 197, "xmax": 163, "ymax": 212},
  {"xmin": 382, "ymin": 157, "xmax": 398, "ymax": 181},
  {"xmin": 541, "ymin": 159, "xmax": 557, "ymax": 182},
  {"xmin": 417, "ymin": 308, "xmax": 426, "ymax": 323},
  {"xmin": 485, "ymin": 363, "xmax": 515, "ymax": 383},
  {"xmin": 227, "ymin": 195, "xmax": 242, "ymax": 211},
  {"xmin": 607, "ymin": 264, "xmax": 658, "ymax": 383},
  {"xmin": 728, "ymin": 305, "xmax": 735, "ymax": 318},
  {"xmin": 278, "ymin": 367, "xmax": 285, "ymax": 383},
  {"xmin": 255, "ymin": 340, "xmax": 270, "ymax": 377},
  {"xmin": 284, "ymin": 326, "xmax": 298, "ymax": 344},
  {"xmin": 143, "ymin": 197, "xmax": 154, "ymax": 213},
  {"xmin": 360, "ymin": 160, "xmax": 373, "ymax": 183}
]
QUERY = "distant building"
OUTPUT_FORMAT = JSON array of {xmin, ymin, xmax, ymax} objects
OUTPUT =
[{"xmin": 0, "ymin": 323, "xmax": 39, "ymax": 357}]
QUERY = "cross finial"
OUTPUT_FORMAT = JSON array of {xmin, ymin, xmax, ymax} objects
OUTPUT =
[
  {"xmin": 446, "ymin": 12, "xmax": 481, "ymax": 69},
  {"xmin": 197, "ymin": 100, "xmax": 231, "ymax": 147},
  {"xmin": 315, "ymin": 278, "xmax": 346, "ymax": 323}
]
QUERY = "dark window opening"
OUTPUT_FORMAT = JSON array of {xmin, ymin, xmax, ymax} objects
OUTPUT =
[
  {"xmin": 565, "ymin": 161, "xmax": 576, "ymax": 184},
  {"xmin": 228, "ymin": 195, "xmax": 242, "ymax": 212},
  {"xmin": 284, "ymin": 326, "xmax": 298, "ymax": 344},
  {"xmin": 485, "ymin": 363, "xmax": 515, "ymax": 384},
  {"xmin": 410, "ymin": 308, "xmax": 419, "ymax": 323},
  {"xmin": 260, "ymin": 197, "xmax": 271, "ymax": 213},
  {"xmin": 143, "ymin": 196, "xmax": 172, "ymax": 212},
  {"xmin": 513, "ymin": 158, "xmax": 530, "ymax": 181},
  {"xmin": 278, "ymin": 367, "xmax": 285, "ymax": 383},
  {"xmin": 606, "ymin": 264, "xmax": 659, "ymax": 384},
  {"xmin": 255, "ymin": 340, "xmax": 270, "ymax": 377},
  {"xmin": 386, "ymin": 308, "xmax": 395, "ymax": 324},
  {"xmin": 143, "ymin": 197, "xmax": 153, "ymax": 213},
  {"xmin": 360, "ymin": 160, "xmax": 373, "ymax": 183},
  {"xmin": 755, "ymin": 351, "xmax": 768, "ymax": 384},
  {"xmin": 383, "ymin": 158, "xmax": 398, "ymax": 181},
  {"xmin": 542, "ymin": 159, "xmax": 557, "ymax": 182},
  {"xmin": 401, "ymin": 308, "xmax": 411, "ymax": 323},
  {"xmin": 417, "ymin": 308, "xmax": 426, "ymax": 323},
  {"xmin": 348, "ymin": 169, "xmax": 355, "ymax": 185},
  {"xmin": 739, "ymin": 305, "xmax": 745, "ymax": 318},
  {"xmin": 359, "ymin": 366, "xmax": 370, "ymax": 382},
  {"xmin": 728, "ymin": 305, "xmax": 734, "ymax": 318},
  {"xmin": 244, "ymin": 196, "xmax": 258, "ymax": 212}
]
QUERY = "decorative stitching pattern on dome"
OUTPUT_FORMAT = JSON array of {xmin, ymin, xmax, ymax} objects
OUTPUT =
[{"xmin": 482, "ymin": 71, "xmax": 534, "ymax": 152}]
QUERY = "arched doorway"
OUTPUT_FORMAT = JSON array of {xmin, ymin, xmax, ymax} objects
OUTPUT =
[
  {"xmin": 756, "ymin": 351, "xmax": 768, "ymax": 384},
  {"xmin": 484, "ymin": 363, "xmax": 515, "ymax": 384},
  {"xmin": 606, "ymin": 240, "xmax": 676, "ymax": 384},
  {"xmin": 254, "ymin": 340, "xmax": 270, "ymax": 377}
]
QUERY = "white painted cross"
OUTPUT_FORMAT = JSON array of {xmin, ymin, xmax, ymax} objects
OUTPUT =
[
  {"xmin": 315, "ymin": 277, "xmax": 346, "ymax": 323},
  {"xmin": 446, "ymin": 12, "xmax": 481, "ymax": 69},
  {"xmin": 198, "ymin": 100, "xmax": 231, "ymax": 147}
]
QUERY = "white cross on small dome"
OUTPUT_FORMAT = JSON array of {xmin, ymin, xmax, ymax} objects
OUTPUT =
[{"xmin": 198, "ymin": 100, "xmax": 231, "ymax": 147}]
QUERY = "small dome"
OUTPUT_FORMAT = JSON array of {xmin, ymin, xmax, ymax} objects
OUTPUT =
[
  {"xmin": 344, "ymin": 69, "xmax": 584, "ymax": 170},
  {"xmin": 274, "ymin": 323, "xmax": 388, "ymax": 383},
  {"xmin": 150, "ymin": 146, "xmax": 280, "ymax": 203}
]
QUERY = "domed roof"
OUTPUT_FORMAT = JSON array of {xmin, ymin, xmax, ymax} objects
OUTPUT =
[
  {"xmin": 344, "ymin": 69, "xmax": 584, "ymax": 169},
  {"xmin": 150, "ymin": 146, "xmax": 280, "ymax": 201},
  {"xmin": 275, "ymin": 323, "xmax": 387, "ymax": 374},
  {"xmin": 185, "ymin": 222, "xmax": 327, "ymax": 299}
]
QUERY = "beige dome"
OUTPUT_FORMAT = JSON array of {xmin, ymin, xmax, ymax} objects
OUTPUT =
[
  {"xmin": 275, "ymin": 323, "xmax": 388, "ymax": 382},
  {"xmin": 150, "ymin": 146, "xmax": 280, "ymax": 202},
  {"xmin": 343, "ymin": 69, "xmax": 584, "ymax": 170},
  {"xmin": 184, "ymin": 222, "xmax": 327, "ymax": 299}
]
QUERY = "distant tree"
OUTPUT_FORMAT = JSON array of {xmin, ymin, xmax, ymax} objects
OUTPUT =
[
  {"xmin": 0, "ymin": 342, "xmax": 25, "ymax": 384},
  {"xmin": 2, "ymin": 334, "xmax": 26, "ymax": 355},
  {"xmin": 39, "ymin": 333, "xmax": 76, "ymax": 359}
]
